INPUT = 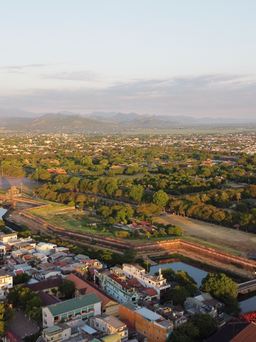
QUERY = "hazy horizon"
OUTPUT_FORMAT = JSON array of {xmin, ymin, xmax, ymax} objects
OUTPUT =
[{"xmin": 1, "ymin": 1, "xmax": 255, "ymax": 119}]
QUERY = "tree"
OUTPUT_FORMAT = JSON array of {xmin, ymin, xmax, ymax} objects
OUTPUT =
[
  {"xmin": 189, "ymin": 314, "xmax": 217, "ymax": 340},
  {"xmin": 58, "ymin": 280, "xmax": 75, "ymax": 299},
  {"xmin": 200, "ymin": 273, "xmax": 240, "ymax": 314},
  {"xmin": 167, "ymin": 225, "xmax": 184, "ymax": 236},
  {"xmin": 13, "ymin": 273, "xmax": 31, "ymax": 285},
  {"xmin": 106, "ymin": 182, "xmax": 118, "ymax": 196},
  {"xmin": 0, "ymin": 303, "xmax": 14, "ymax": 337},
  {"xmin": 129, "ymin": 185, "xmax": 144, "ymax": 202},
  {"xmin": 153, "ymin": 190, "xmax": 169, "ymax": 208},
  {"xmin": 169, "ymin": 322, "xmax": 199, "ymax": 342}
]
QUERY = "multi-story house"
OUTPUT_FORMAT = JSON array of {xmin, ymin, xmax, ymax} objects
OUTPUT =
[
  {"xmin": 122, "ymin": 264, "xmax": 170, "ymax": 300},
  {"xmin": 89, "ymin": 315, "xmax": 128, "ymax": 341},
  {"xmin": 106, "ymin": 273, "xmax": 140, "ymax": 304},
  {"xmin": 42, "ymin": 293, "xmax": 101, "ymax": 328},
  {"xmin": 119, "ymin": 302, "xmax": 173, "ymax": 342},
  {"xmin": 66, "ymin": 274, "xmax": 119, "ymax": 316},
  {"xmin": 0, "ymin": 270, "xmax": 13, "ymax": 299},
  {"xmin": 36, "ymin": 242, "xmax": 57, "ymax": 256},
  {"xmin": 0, "ymin": 232, "xmax": 17, "ymax": 244}
]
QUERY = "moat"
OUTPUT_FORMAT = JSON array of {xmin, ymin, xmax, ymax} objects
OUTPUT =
[{"xmin": 151, "ymin": 261, "xmax": 256, "ymax": 313}]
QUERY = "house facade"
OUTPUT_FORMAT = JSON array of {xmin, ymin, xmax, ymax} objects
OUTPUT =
[
  {"xmin": 0, "ymin": 270, "xmax": 13, "ymax": 299},
  {"xmin": 122, "ymin": 264, "xmax": 170, "ymax": 300},
  {"xmin": 89, "ymin": 315, "xmax": 128, "ymax": 341},
  {"xmin": 119, "ymin": 303, "xmax": 173, "ymax": 342}
]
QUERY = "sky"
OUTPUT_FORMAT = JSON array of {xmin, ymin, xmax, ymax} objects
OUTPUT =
[{"xmin": 0, "ymin": 1, "xmax": 256, "ymax": 118}]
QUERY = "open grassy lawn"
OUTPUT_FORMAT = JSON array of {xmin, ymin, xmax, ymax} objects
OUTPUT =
[
  {"xmin": 27, "ymin": 205, "xmax": 176, "ymax": 243},
  {"xmin": 29, "ymin": 203, "xmax": 68, "ymax": 215},
  {"xmin": 114, "ymin": 173, "xmax": 145, "ymax": 180}
]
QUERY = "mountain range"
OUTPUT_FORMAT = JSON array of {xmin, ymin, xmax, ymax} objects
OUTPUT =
[{"xmin": 0, "ymin": 107, "xmax": 253, "ymax": 133}]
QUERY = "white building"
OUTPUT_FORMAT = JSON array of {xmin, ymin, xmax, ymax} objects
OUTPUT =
[
  {"xmin": 123, "ymin": 264, "xmax": 170, "ymax": 299},
  {"xmin": 0, "ymin": 270, "xmax": 13, "ymax": 299},
  {"xmin": 36, "ymin": 242, "xmax": 57, "ymax": 256}
]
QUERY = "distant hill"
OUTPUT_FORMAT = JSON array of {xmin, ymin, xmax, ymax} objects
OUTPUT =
[
  {"xmin": 0, "ymin": 107, "xmax": 40, "ymax": 118},
  {"xmin": 0, "ymin": 108, "xmax": 254, "ymax": 133},
  {"xmin": 0, "ymin": 113, "xmax": 114, "ymax": 133}
]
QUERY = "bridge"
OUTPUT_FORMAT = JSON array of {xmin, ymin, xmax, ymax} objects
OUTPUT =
[{"xmin": 237, "ymin": 279, "xmax": 256, "ymax": 295}]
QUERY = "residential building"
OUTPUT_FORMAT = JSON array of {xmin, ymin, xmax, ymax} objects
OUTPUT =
[
  {"xmin": 0, "ymin": 232, "xmax": 17, "ymax": 244},
  {"xmin": 89, "ymin": 315, "xmax": 128, "ymax": 341},
  {"xmin": 24, "ymin": 277, "xmax": 63, "ymax": 296},
  {"xmin": 184, "ymin": 293, "xmax": 224, "ymax": 317},
  {"xmin": 119, "ymin": 303, "xmax": 173, "ymax": 342},
  {"xmin": 36, "ymin": 242, "xmax": 57, "ymax": 256},
  {"xmin": 94, "ymin": 268, "xmax": 139, "ymax": 304},
  {"xmin": 106, "ymin": 273, "xmax": 140, "ymax": 304},
  {"xmin": 42, "ymin": 293, "xmax": 101, "ymax": 327},
  {"xmin": 122, "ymin": 264, "xmax": 170, "ymax": 300},
  {"xmin": 66, "ymin": 274, "xmax": 119, "ymax": 316},
  {"xmin": 0, "ymin": 270, "xmax": 13, "ymax": 299}
]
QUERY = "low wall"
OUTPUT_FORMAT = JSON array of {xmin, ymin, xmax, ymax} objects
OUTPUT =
[{"xmin": 9, "ymin": 198, "xmax": 256, "ymax": 274}]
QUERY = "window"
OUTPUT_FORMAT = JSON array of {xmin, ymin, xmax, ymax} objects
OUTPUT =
[
  {"xmin": 58, "ymin": 335, "xmax": 61, "ymax": 339},
  {"xmin": 75, "ymin": 309, "xmax": 81, "ymax": 315},
  {"xmin": 61, "ymin": 313, "xmax": 67, "ymax": 319}
]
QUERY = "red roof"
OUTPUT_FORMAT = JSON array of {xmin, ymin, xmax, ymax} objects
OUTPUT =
[
  {"xmin": 66, "ymin": 274, "xmax": 117, "ymax": 308},
  {"xmin": 59, "ymin": 262, "xmax": 68, "ymax": 267},
  {"xmin": 231, "ymin": 322, "xmax": 256, "ymax": 342},
  {"xmin": 127, "ymin": 278, "xmax": 139, "ymax": 285},
  {"xmin": 14, "ymin": 270, "xmax": 23, "ymax": 275},
  {"xmin": 144, "ymin": 288, "xmax": 158, "ymax": 296},
  {"xmin": 108, "ymin": 273, "xmax": 132, "ymax": 290},
  {"xmin": 6, "ymin": 330, "xmax": 23, "ymax": 342}
]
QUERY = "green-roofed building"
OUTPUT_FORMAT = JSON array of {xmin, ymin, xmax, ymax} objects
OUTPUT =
[{"xmin": 42, "ymin": 293, "xmax": 101, "ymax": 328}]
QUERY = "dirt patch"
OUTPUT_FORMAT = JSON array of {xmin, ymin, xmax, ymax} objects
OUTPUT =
[{"xmin": 156, "ymin": 214, "xmax": 256, "ymax": 255}]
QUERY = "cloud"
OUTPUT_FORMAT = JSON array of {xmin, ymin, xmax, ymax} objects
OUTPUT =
[
  {"xmin": 0, "ymin": 74, "xmax": 255, "ymax": 118},
  {"xmin": 40, "ymin": 70, "xmax": 99, "ymax": 82},
  {"xmin": 0, "ymin": 63, "xmax": 58, "ymax": 73}
]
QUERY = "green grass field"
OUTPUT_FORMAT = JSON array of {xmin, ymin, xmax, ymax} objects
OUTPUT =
[
  {"xmin": 29, "ymin": 203, "xmax": 68, "ymax": 215},
  {"xmin": 114, "ymin": 172, "xmax": 145, "ymax": 180}
]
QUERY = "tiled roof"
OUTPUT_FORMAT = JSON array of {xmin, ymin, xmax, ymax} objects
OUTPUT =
[
  {"xmin": 46, "ymin": 293, "xmax": 101, "ymax": 316},
  {"xmin": 67, "ymin": 274, "xmax": 117, "ymax": 308},
  {"xmin": 230, "ymin": 322, "xmax": 256, "ymax": 342},
  {"xmin": 108, "ymin": 273, "xmax": 131, "ymax": 290},
  {"xmin": 24, "ymin": 277, "xmax": 63, "ymax": 292},
  {"xmin": 38, "ymin": 290, "xmax": 59, "ymax": 306},
  {"xmin": 144, "ymin": 288, "xmax": 158, "ymax": 296}
]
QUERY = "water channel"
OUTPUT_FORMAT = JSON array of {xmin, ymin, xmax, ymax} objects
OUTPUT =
[
  {"xmin": 0, "ymin": 206, "xmax": 255, "ymax": 313},
  {"xmin": 151, "ymin": 261, "xmax": 256, "ymax": 313}
]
